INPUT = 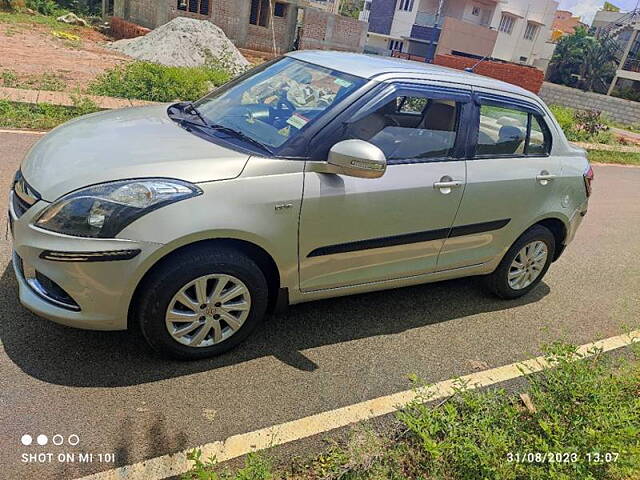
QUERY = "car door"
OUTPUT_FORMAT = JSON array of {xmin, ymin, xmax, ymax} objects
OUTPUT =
[
  {"xmin": 298, "ymin": 82, "xmax": 473, "ymax": 292},
  {"xmin": 437, "ymin": 89, "xmax": 560, "ymax": 270}
]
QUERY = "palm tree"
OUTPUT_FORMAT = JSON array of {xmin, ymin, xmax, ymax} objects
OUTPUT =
[{"xmin": 547, "ymin": 27, "xmax": 617, "ymax": 93}]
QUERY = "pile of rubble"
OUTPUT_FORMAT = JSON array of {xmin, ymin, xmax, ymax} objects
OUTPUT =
[{"xmin": 109, "ymin": 17, "xmax": 250, "ymax": 74}]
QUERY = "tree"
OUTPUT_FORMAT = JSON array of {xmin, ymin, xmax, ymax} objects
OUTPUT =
[
  {"xmin": 602, "ymin": 2, "xmax": 620, "ymax": 12},
  {"xmin": 547, "ymin": 26, "xmax": 617, "ymax": 93},
  {"xmin": 339, "ymin": 0, "xmax": 364, "ymax": 19}
]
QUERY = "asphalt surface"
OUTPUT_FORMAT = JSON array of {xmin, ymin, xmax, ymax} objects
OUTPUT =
[{"xmin": 1, "ymin": 131, "xmax": 639, "ymax": 479}]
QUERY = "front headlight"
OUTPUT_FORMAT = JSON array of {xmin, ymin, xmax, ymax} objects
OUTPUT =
[{"xmin": 35, "ymin": 179, "xmax": 202, "ymax": 238}]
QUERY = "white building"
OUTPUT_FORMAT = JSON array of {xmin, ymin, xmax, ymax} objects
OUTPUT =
[
  {"xmin": 361, "ymin": 0, "xmax": 558, "ymax": 72},
  {"xmin": 490, "ymin": 0, "xmax": 559, "ymax": 70}
]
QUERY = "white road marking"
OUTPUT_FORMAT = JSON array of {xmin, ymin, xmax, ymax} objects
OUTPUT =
[
  {"xmin": 0, "ymin": 128, "xmax": 47, "ymax": 135},
  {"xmin": 77, "ymin": 330, "xmax": 639, "ymax": 480}
]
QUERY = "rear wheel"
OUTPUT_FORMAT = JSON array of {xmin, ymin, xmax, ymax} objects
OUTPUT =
[
  {"xmin": 484, "ymin": 225, "xmax": 555, "ymax": 299},
  {"xmin": 136, "ymin": 246, "xmax": 268, "ymax": 360}
]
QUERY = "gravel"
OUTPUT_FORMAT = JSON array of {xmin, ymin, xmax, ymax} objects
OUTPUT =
[{"xmin": 109, "ymin": 17, "xmax": 250, "ymax": 73}]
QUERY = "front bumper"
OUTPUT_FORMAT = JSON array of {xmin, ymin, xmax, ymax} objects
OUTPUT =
[{"xmin": 9, "ymin": 193, "xmax": 162, "ymax": 330}]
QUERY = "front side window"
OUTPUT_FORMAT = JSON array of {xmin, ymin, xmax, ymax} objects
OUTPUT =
[
  {"xmin": 338, "ymin": 93, "xmax": 461, "ymax": 162},
  {"xmin": 194, "ymin": 58, "xmax": 366, "ymax": 153},
  {"xmin": 476, "ymin": 104, "xmax": 550, "ymax": 157}
]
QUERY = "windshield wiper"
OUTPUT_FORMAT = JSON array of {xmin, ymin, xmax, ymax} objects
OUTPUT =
[
  {"xmin": 209, "ymin": 124, "xmax": 275, "ymax": 156},
  {"xmin": 183, "ymin": 102, "xmax": 209, "ymax": 127}
]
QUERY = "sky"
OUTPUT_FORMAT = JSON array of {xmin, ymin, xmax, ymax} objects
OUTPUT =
[{"xmin": 558, "ymin": 0, "xmax": 640, "ymax": 25}]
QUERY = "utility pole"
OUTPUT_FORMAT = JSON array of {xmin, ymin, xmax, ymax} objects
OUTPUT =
[{"xmin": 435, "ymin": 0, "xmax": 444, "ymax": 25}]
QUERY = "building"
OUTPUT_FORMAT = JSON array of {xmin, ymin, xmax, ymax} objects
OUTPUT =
[
  {"xmin": 361, "ymin": 0, "xmax": 557, "ymax": 71},
  {"xmin": 112, "ymin": 0, "xmax": 366, "ymax": 54},
  {"xmin": 491, "ymin": 0, "xmax": 559, "ymax": 71},
  {"xmin": 362, "ymin": 0, "xmax": 499, "ymax": 59},
  {"xmin": 308, "ymin": 0, "xmax": 341, "ymax": 14},
  {"xmin": 552, "ymin": 9, "xmax": 586, "ymax": 37},
  {"xmin": 591, "ymin": 8, "xmax": 640, "ymax": 96}
]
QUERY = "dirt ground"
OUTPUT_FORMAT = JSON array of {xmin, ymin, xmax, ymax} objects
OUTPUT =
[{"xmin": 0, "ymin": 21, "xmax": 130, "ymax": 90}]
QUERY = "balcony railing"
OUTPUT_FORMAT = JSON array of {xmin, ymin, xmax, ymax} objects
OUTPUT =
[
  {"xmin": 415, "ymin": 11, "xmax": 443, "ymax": 27},
  {"xmin": 623, "ymin": 58, "xmax": 640, "ymax": 73}
]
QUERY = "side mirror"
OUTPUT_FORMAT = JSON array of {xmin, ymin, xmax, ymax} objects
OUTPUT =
[{"xmin": 326, "ymin": 140, "xmax": 387, "ymax": 179}]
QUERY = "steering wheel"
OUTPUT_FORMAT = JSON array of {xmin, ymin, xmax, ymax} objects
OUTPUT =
[{"xmin": 271, "ymin": 95, "xmax": 296, "ymax": 129}]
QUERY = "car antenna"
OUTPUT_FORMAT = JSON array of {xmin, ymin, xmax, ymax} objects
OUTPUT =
[{"xmin": 465, "ymin": 55, "xmax": 490, "ymax": 73}]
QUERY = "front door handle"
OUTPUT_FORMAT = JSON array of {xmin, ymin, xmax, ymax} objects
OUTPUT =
[
  {"xmin": 433, "ymin": 180, "xmax": 463, "ymax": 188},
  {"xmin": 434, "ymin": 176, "xmax": 463, "ymax": 194}
]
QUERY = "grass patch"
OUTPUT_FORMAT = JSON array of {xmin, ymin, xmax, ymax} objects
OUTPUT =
[
  {"xmin": 88, "ymin": 62, "xmax": 231, "ymax": 102},
  {"xmin": 0, "ymin": 9, "xmax": 76, "ymax": 32},
  {"xmin": 183, "ymin": 342, "xmax": 640, "ymax": 480},
  {"xmin": 587, "ymin": 149, "xmax": 640, "ymax": 166},
  {"xmin": 0, "ymin": 97, "xmax": 99, "ymax": 129},
  {"xmin": 1, "ymin": 69, "xmax": 66, "ymax": 91}
]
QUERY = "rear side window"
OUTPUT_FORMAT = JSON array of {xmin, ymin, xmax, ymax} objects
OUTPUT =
[{"xmin": 476, "ymin": 104, "xmax": 551, "ymax": 157}]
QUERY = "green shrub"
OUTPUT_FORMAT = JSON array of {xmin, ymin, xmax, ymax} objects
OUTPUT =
[
  {"xmin": 88, "ymin": 62, "xmax": 231, "ymax": 102},
  {"xmin": 26, "ymin": 0, "xmax": 61, "ymax": 15},
  {"xmin": 549, "ymin": 105, "xmax": 614, "ymax": 144}
]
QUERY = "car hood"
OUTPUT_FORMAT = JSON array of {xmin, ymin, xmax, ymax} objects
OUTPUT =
[{"xmin": 21, "ymin": 104, "xmax": 250, "ymax": 201}]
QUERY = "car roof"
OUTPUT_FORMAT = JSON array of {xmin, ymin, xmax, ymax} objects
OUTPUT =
[{"xmin": 286, "ymin": 50, "xmax": 536, "ymax": 100}]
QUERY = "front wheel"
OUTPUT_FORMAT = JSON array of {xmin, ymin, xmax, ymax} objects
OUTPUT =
[
  {"xmin": 484, "ymin": 225, "xmax": 555, "ymax": 299},
  {"xmin": 136, "ymin": 246, "xmax": 268, "ymax": 360}
]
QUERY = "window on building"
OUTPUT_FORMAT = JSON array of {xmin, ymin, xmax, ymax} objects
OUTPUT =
[
  {"xmin": 498, "ymin": 14, "xmax": 515, "ymax": 34},
  {"xmin": 177, "ymin": 0, "xmax": 209, "ymax": 15},
  {"xmin": 476, "ymin": 104, "xmax": 551, "ymax": 157},
  {"xmin": 274, "ymin": 2, "xmax": 287, "ymax": 17},
  {"xmin": 389, "ymin": 40, "xmax": 403, "ymax": 52},
  {"xmin": 523, "ymin": 22, "xmax": 539, "ymax": 41},
  {"xmin": 398, "ymin": 0, "xmax": 414, "ymax": 12},
  {"xmin": 250, "ymin": 0, "xmax": 271, "ymax": 27}
]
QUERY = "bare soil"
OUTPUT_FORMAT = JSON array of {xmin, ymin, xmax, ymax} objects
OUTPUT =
[{"xmin": 0, "ymin": 21, "xmax": 130, "ymax": 90}]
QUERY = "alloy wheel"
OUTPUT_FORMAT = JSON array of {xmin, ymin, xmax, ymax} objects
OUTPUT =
[
  {"xmin": 507, "ymin": 240, "xmax": 548, "ymax": 290},
  {"xmin": 165, "ymin": 274, "xmax": 251, "ymax": 348}
]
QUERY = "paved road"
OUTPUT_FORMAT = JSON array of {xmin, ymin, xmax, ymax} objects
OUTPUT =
[{"xmin": 1, "ymin": 131, "xmax": 639, "ymax": 479}]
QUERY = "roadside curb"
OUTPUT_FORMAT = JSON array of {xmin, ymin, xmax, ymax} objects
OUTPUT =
[
  {"xmin": 575, "ymin": 141, "xmax": 640, "ymax": 153},
  {"xmin": 0, "ymin": 86, "xmax": 156, "ymax": 110}
]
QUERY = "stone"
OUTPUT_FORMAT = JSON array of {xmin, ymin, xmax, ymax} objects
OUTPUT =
[{"xmin": 56, "ymin": 12, "xmax": 89, "ymax": 27}]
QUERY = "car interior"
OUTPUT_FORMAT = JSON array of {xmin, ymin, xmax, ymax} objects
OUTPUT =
[{"xmin": 345, "ymin": 97, "xmax": 459, "ymax": 160}]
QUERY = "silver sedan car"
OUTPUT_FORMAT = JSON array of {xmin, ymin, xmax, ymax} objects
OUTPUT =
[{"xmin": 9, "ymin": 51, "xmax": 592, "ymax": 359}]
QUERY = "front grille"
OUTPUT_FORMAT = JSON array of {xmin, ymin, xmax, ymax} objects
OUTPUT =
[
  {"xmin": 12, "ymin": 170, "xmax": 40, "ymax": 219},
  {"xmin": 12, "ymin": 192, "xmax": 30, "ymax": 218}
]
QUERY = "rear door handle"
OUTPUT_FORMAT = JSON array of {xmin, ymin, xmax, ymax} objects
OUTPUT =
[{"xmin": 536, "ymin": 171, "xmax": 556, "ymax": 185}]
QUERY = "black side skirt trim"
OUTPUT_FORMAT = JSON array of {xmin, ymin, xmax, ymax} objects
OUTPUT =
[{"xmin": 307, "ymin": 219, "xmax": 510, "ymax": 258}]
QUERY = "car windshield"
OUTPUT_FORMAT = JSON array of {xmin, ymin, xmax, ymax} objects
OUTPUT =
[{"xmin": 193, "ymin": 57, "xmax": 366, "ymax": 153}]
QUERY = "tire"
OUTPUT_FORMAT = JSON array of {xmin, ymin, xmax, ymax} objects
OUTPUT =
[
  {"xmin": 136, "ymin": 245, "xmax": 268, "ymax": 360},
  {"xmin": 484, "ymin": 225, "xmax": 555, "ymax": 300}
]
